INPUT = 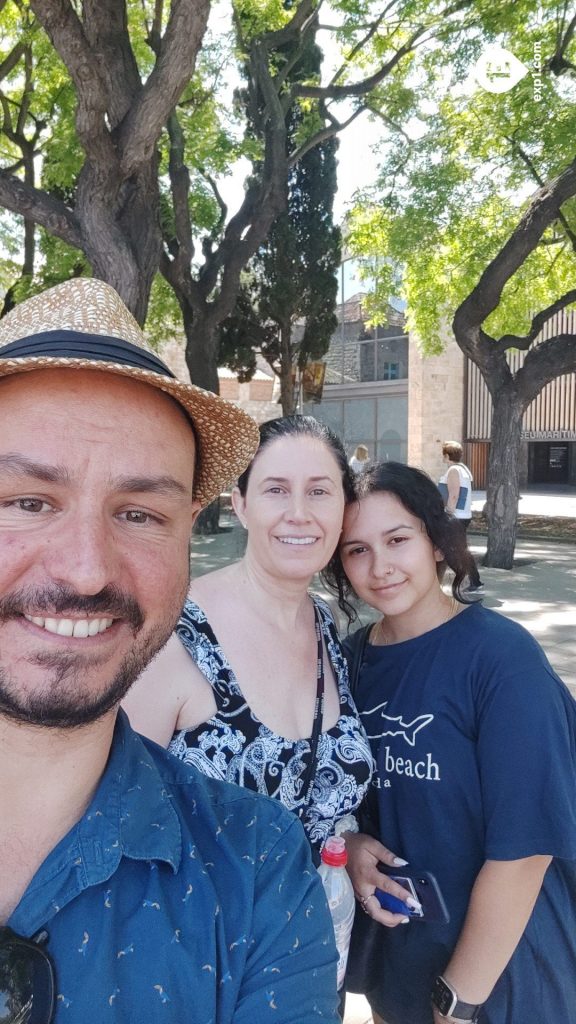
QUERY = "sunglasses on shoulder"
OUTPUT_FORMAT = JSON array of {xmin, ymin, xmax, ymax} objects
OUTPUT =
[{"xmin": 0, "ymin": 928, "xmax": 55, "ymax": 1024}]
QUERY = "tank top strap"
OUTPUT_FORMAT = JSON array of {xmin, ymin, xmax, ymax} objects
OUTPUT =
[{"xmin": 176, "ymin": 598, "xmax": 244, "ymax": 712}]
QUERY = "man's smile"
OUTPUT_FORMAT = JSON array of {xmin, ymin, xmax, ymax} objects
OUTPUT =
[{"xmin": 23, "ymin": 614, "xmax": 116, "ymax": 638}]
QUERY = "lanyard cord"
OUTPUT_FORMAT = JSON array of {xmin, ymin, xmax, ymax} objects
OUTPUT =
[{"xmin": 298, "ymin": 604, "xmax": 325, "ymax": 817}]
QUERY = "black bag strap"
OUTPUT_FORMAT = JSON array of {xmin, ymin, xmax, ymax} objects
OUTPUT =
[
  {"xmin": 348, "ymin": 622, "xmax": 372, "ymax": 698},
  {"xmin": 298, "ymin": 604, "xmax": 325, "ymax": 816}
]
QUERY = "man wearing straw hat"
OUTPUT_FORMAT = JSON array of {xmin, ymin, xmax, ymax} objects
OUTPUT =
[{"xmin": 0, "ymin": 280, "xmax": 339, "ymax": 1024}]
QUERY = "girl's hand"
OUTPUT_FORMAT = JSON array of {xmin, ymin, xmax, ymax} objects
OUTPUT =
[{"xmin": 342, "ymin": 831, "xmax": 419, "ymax": 928}]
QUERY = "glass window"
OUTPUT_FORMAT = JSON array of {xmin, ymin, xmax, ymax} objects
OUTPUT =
[
  {"xmin": 376, "ymin": 337, "xmax": 408, "ymax": 380},
  {"xmin": 308, "ymin": 400, "xmax": 344, "ymax": 438},
  {"xmin": 359, "ymin": 341, "xmax": 375, "ymax": 381},
  {"xmin": 376, "ymin": 431, "xmax": 406, "ymax": 463},
  {"xmin": 380, "ymin": 361, "xmax": 400, "ymax": 380},
  {"xmin": 359, "ymin": 336, "xmax": 409, "ymax": 381},
  {"xmin": 377, "ymin": 395, "xmax": 408, "ymax": 438},
  {"xmin": 344, "ymin": 398, "xmax": 376, "ymax": 443}
]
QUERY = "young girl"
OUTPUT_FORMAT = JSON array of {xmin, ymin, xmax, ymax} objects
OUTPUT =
[{"xmin": 325, "ymin": 462, "xmax": 576, "ymax": 1024}]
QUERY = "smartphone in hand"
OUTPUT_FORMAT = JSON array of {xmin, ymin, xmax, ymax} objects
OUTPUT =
[{"xmin": 375, "ymin": 865, "xmax": 450, "ymax": 923}]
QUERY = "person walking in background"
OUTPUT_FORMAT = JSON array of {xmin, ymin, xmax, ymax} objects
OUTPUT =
[
  {"xmin": 438, "ymin": 440, "xmax": 484, "ymax": 593},
  {"xmin": 325, "ymin": 461, "xmax": 576, "ymax": 1024},
  {"xmin": 124, "ymin": 415, "xmax": 374, "ymax": 862},
  {"xmin": 349, "ymin": 444, "xmax": 370, "ymax": 474}
]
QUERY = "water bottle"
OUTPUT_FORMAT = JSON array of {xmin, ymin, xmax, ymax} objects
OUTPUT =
[{"xmin": 318, "ymin": 835, "xmax": 356, "ymax": 990}]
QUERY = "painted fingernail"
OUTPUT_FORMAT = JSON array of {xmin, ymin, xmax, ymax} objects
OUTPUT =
[
  {"xmin": 406, "ymin": 897, "xmax": 422, "ymax": 911},
  {"xmin": 393, "ymin": 857, "xmax": 409, "ymax": 866},
  {"xmin": 400, "ymin": 917, "xmax": 410, "ymax": 924}
]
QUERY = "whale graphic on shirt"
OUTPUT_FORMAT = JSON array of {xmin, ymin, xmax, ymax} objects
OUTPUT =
[{"xmin": 361, "ymin": 701, "xmax": 434, "ymax": 746}]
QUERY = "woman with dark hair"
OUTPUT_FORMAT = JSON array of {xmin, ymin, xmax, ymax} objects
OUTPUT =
[
  {"xmin": 124, "ymin": 415, "xmax": 373, "ymax": 858},
  {"xmin": 326, "ymin": 462, "xmax": 576, "ymax": 1024}
]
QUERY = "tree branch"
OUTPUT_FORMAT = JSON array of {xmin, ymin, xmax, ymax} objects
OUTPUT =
[
  {"xmin": 194, "ymin": 36, "xmax": 287, "ymax": 309},
  {"xmin": 0, "ymin": 40, "xmax": 27, "ymax": 82},
  {"xmin": 0, "ymin": 170, "xmax": 82, "ymax": 248},
  {"xmin": 294, "ymin": 27, "xmax": 426, "ymax": 99},
  {"xmin": 505, "ymin": 134, "xmax": 576, "ymax": 252},
  {"xmin": 81, "ymin": 0, "xmax": 142, "ymax": 128},
  {"xmin": 289, "ymin": 106, "xmax": 363, "ymax": 166},
  {"xmin": 165, "ymin": 108, "xmax": 195, "ymax": 273},
  {"xmin": 160, "ymin": 250, "xmax": 204, "ymax": 313},
  {"xmin": 497, "ymin": 289, "xmax": 576, "ymax": 351},
  {"xmin": 200, "ymin": 169, "xmax": 228, "ymax": 241},
  {"xmin": 325, "ymin": 2, "xmax": 396, "ymax": 90},
  {"xmin": 258, "ymin": 0, "xmax": 318, "ymax": 51},
  {"xmin": 294, "ymin": 0, "xmax": 475, "ymax": 100},
  {"xmin": 517, "ymin": 332, "xmax": 576, "ymax": 407},
  {"xmin": 453, "ymin": 157, "xmax": 576, "ymax": 350},
  {"xmin": 30, "ymin": 0, "xmax": 115, "ymax": 164},
  {"xmin": 118, "ymin": 0, "xmax": 211, "ymax": 177},
  {"xmin": 273, "ymin": 12, "xmax": 319, "ymax": 95},
  {"xmin": 363, "ymin": 102, "xmax": 413, "ymax": 141},
  {"xmin": 548, "ymin": 10, "xmax": 576, "ymax": 74}
]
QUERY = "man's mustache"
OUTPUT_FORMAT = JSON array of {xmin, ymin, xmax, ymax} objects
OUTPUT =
[{"xmin": 0, "ymin": 584, "xmax": 144, "ymax": 632}]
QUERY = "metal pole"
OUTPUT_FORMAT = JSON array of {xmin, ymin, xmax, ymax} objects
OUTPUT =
[{"xmin": 341, "ymin": 258, "xmax": 345, "ymax": 384}]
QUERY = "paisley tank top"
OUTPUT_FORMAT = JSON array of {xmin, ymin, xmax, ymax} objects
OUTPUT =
[{"xmin": 168, "ymin": 596, "xmax": 374, "ymax": 853}]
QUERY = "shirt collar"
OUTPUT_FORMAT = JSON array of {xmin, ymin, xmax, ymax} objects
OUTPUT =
[
  {"xmin": 10, "ymin": 710, "xmax": 182, "ymax": 935},
  {"xmin": 80, "ymin": 709, "xmax": 182, "ymax": 877}
]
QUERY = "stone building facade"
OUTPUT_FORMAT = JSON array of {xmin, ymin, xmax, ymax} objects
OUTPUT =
[
  {"xmin": 156, "ymin": 308, "xmax": 576, "ymax": 491},
  {"xmin": 304, "ymin": 295, "xmax": 409, "ymax": 464},
  {"xmin": 158, "ymin": 338, "xmax": 279, "ymax": 424}
]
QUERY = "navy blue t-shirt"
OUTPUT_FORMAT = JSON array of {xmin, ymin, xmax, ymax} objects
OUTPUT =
[{"xmin": 344, "ymin": 604, "xmax": 576, "ymax": 1024}]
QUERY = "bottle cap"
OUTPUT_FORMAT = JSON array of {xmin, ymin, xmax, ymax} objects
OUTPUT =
[{"xmin": 321, "ymin": 835, "xmax": 348, "ymax": 866}]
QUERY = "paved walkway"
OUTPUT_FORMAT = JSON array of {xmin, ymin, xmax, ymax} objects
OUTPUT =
[
  {"xmin": 191, "ymin": 513, "xmax": 575, "ymax": 695},
  {"xmin": 191, "ymin": 512, "xmax": 575, "ymax": 1024},
  {"xmin": 471, "ymin": 487, "xmax": 576, "ymax": 519}
]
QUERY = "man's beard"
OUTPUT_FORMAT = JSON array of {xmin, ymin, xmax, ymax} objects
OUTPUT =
[{"xmin": 0, "ymin": 582, "xmax": 187, "ymax": 729}]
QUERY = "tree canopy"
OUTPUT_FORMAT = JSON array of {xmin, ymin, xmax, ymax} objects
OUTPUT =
[
  {"xmin": 346, "ymin": 0, "xmax": 576, "ymax": 565},
  {"xmin": 348, "ymin": 0, "xmax": 576, "ymax": 347},
  {"xmin": 220, "ymin": 130, "xmax": 341, "ymax": 415},
  {"xmin": 0, "ymin": 0, "xmax": 500, "ymax": 392}
]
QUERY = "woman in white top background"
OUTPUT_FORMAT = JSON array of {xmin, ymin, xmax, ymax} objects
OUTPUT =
[
  {"xmin": 349, "ymin": 444, "xmax": 370, "ymax": 475},
  {"xmin": 438, "ymin": 440, "xmax": 483, "ymax": 592}
]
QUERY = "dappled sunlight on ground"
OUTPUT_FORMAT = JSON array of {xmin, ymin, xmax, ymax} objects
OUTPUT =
[{"xmin": 189, "ymin": 522, "xmax": 575, "ymax": 695}]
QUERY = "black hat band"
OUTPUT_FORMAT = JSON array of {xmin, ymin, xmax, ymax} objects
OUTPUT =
[{"xmin": 0, "ymin": 330, "xmax": 176, "ymax": 378}]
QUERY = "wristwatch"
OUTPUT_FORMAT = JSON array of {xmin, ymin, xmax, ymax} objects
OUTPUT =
[{"xmin": 431, "ymin": 976, "xmax": 483, "ymax": 1022}]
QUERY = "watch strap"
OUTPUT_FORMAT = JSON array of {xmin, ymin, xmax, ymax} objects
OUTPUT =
[{"xmin": 431, "ymin": 975, "xmax": 483, "ymax": 1022}]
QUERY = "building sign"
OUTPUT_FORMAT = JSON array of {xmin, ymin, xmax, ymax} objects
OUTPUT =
[{"xmin": 521, "ymin": 430, "xmax": 576, "ymax": 441}]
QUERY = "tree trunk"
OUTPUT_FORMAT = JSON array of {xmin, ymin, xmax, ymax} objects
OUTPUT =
[
  {"xmin": 180, "ymin": 301, "xmax": 223, "ymax": 533},
  {"xmin": 77, "ymin": 159, "xmax": 161, "ymax": 324},
  {"xmin": 182, "ymin": 302, "xmax": 220, "ymax": 393},
  {"xmin": 194, "ymin": 497, "xmax": 221, "ymax": 535},
  {"xmin": 484, "ymin": 388, "xmax": 524, "ymax": 569},
  {"xmin": 279, "ymin": 319, "xmax": 296, "ymax": 414}
]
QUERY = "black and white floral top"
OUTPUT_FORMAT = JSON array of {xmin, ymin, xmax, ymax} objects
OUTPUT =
[{"xmin": 168, "ymin": 597, "xmax": 374, "ymax": 854}]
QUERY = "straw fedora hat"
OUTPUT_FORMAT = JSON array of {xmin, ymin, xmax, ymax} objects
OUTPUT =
[{"xmin": 0, "ymin": 278, "xmax": 260, "ymax": 506}]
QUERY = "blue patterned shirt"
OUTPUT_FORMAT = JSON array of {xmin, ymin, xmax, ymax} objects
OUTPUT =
[{"xmin": 9, "ymin": 712, "xmax": 339, "ymax": 1023}]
